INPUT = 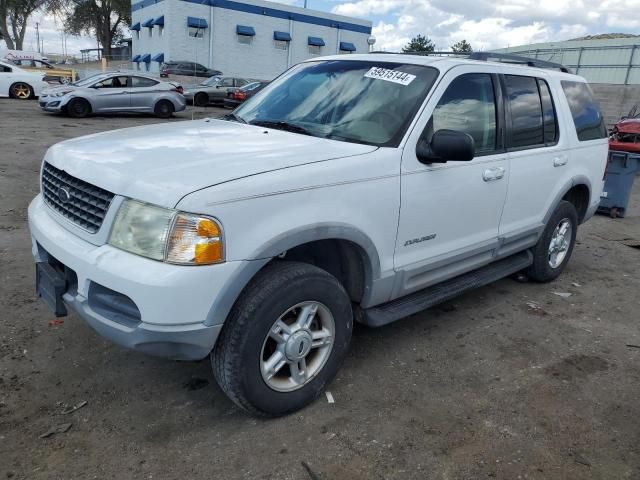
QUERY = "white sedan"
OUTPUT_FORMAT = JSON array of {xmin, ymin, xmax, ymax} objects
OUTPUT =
[{"xmin": 0, "ymin": 60, "xmax": 49, "ymax": 99}]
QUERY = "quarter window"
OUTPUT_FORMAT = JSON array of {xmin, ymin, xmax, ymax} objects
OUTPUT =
[
  {"xmin": 561, "ymin": 80, "xmax": 607, "ymax": 141},
  {"xmin": 505, "ymin": 75, "xmax": 544, "ymax": 149},
  {"xmin": 1, "ymin": 65, "xmax": 12, "ymax": 72},
  {"xmin": 430, "ymin": 73, "xmax": 497, "ymax": 155}
]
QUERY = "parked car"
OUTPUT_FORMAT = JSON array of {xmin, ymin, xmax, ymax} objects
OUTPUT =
[
  {"xmin": 160, "ymin": 61, "xmax": 222, "ymax": 78},
  {"xmin": 184, "ymin": 76, "xmax": 253, "ymax": 106},
  {"xmin": 29, "ymin": 54, "xmax": 608, "ymax": 417},
  {"xmin": 39, "ymin": 72, "xmax": 186, "ymax": 118},
  {"xmin": 609, "ymin": 105, "xmax": 640, "ymax": 153},
  {"xmin": 8, "ymin": 58, "xmax": 78, "ymax": 84},
  {"xmin": 224, "ymin": 81, "xmax": 269, "ymax": 109},
  {"xmin": 0, "ymin": 59, "xmax": 49, "ymax": 99}
]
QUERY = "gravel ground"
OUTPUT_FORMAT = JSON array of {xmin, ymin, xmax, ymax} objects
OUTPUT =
[{"xmin": 1, "ymin": 98, "xmax": 640, "ymax": 480}]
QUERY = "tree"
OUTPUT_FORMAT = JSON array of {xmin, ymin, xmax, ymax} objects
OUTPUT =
[
  {"xmin": 63, "ymin": 0, "xmax": 130, "ymax": 57},
  {"xmin": 451, "ymin": 39, "xmax": 473, "ymax": 53},
  {"xmin": 1, "ymin": 0, "xmax": 47, "ymax": 50},
  {"xmin": 402, "ymin": 34, "xmax": 435, "ymax": 53}
]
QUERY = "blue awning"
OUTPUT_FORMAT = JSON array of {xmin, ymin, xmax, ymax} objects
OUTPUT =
[
  {"xmin": 132, "ymin": 54, "xmax": 141, "ymax": 62},
  {"xmin": 130, "ymin": 22, "xmax": 141, "ymax": 31},
  {"xmin": 142, "ymin": 18, "xmax": 154, "ymax": 28},
  {"xmin": 236, "ymin": 25, "xmax": 255, "ymax": 36},
  {"xmin": 141, "ymin": 54, "xmax": 151, "ymax": 63},
  {"xmin": 153, "ymin": 15, "xmax": 164, "ymax": 26},
  {"xmin": 273, "ymin": 31, "xmax": 291, "ymax": 42},
  {"xmin": 339, "ymin": 42, "xmax": 356, "ymax": 52},
  {"xmin": 308, "ymin": 36, "xmax": 325, "ymax": 47},
  {"xmin": 187, "ymin": 17, "xmax": 208, "ymax": 28},
  {"xmin": 152, "ymin": 53, "xmax": 164, "ymax": 62}
]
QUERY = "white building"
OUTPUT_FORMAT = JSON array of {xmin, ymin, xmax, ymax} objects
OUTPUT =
[{"xmin": 130, "ymin": 0, "xmax": 373, "ymax": 79}]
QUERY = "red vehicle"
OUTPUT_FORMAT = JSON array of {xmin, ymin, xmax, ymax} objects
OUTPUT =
[{"xmin": 610, "ymin": 106, "xmax": 640, "ymax": 153}]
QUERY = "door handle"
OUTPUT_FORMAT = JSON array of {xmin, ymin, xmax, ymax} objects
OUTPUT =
[
  {"xmin": 483, "ymin": 167, "xmax": 506, "ymax": 182},
  {"xmin": 553, "ymin": 156, "xmax": 568, "ymax": 167}
]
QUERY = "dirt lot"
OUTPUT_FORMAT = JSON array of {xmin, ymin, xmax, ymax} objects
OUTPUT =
[{"xmin": 1, "ymin": 98, "xmax": 640, "ymax": 480}]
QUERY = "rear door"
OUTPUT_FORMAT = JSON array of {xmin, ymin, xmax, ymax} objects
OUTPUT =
[
  {"xmin": 130, "ymin": 76, "xmax": 161, "ymax": 110},
  {"xmin": 498, "ymin": 74, "xmax": 566, "ymax": 248},
  {"xmin": 89, "ymin": 75, "xmax": 131, "ymax": 111}
]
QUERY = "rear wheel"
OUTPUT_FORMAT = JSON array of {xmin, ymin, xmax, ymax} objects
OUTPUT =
[
  {"xmin": 525, "ymin": 200, "xmax": 578, "ymax": 282},
  {"xmin": 154, "ymin": 100, "xmax": 174, "ymax": 118},
  {"xmin": 10, "ymin": 82, "xmax": 33, "ymax": 100},
  {"xmin": 66, "ymin": 98, "xmax": 91, "ymax": 118},
  {"xmin": 194, "ymin": 92, "xmax": 209, "ymax": 107},
  {"xmin": 212, "ymin": 261, "xmax": 353, "ymax": 417}
]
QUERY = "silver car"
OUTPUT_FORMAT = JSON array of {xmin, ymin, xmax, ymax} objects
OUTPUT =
[
  {"xmin": 39, "ymin": 72, "xmax": 186, "ymax": 118},
  {"xmin": 183, "ymin": 76, "xmax": 253, "ymax": 107}
]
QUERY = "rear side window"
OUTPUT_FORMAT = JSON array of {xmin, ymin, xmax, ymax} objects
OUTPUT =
[
  {"xmin": 505, "ymin": 75, "xmax": 544, "ymax": 148},
  {"xmin": 561, "ymin": 81, "xmax": 607, "ymax": 141},
  {"xmin": 132, "ymin": 77, "xmax": 158, "ymax": 88},
  {"xmin": 537, "ymin": 79, "xmax": 558, "ymax": 144}
]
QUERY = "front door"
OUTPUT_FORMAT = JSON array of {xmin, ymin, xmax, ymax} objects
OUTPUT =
[
  {"xmin": 394, "ymin": 69, "xmax": 509, "ymax": 298},
  {"xmin": 90, "ymin": 75, "xmax": 131, "ymax": 111}
]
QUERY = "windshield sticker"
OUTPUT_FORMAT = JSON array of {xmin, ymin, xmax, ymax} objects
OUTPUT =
[{"xmin": 364, "ymin": 67, "xmax": 416, "ymax": 86}]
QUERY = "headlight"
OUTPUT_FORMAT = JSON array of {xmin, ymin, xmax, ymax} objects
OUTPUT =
[
  {"xmin": 108, "ymin": 199, "xmax": 224, "ymax": 265},
  {"xmin": 55, "ymin": 90, "xmax": 72, "ymax": 97}
]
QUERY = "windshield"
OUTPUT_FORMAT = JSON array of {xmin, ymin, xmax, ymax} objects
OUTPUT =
[
  {"xmin": 233, "ymin": 60, "xmax": 439, "ymax": 147},
  {"xmin": 202, "ymin": 76, "xmax": 221, "ymax": 86}
]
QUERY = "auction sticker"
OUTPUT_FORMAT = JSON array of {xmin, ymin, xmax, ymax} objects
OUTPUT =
[{"xmin": 364, "ymin": 67, "xmax": 416, "ymax": 86}]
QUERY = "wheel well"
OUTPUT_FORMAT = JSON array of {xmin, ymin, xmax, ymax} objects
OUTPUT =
[
  {"xmin": 563, "ymin": 184, "xmax": 590, "ymax": 223},
  {"xmin": 67, "ymin": 97, "xmax": 92, "ymax": 112},
  {"xmin": 270, "ymin": 239, "xmax": 368, "ymax": 304}
]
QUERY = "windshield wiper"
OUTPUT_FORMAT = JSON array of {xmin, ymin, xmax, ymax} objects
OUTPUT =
[
  {"xmin": 249, "ymin": 119, "xmax": 312, "ymax": 136},
  {"xmin": 223, "ymin": 112, "xmax": 247, "ymax": 124}
]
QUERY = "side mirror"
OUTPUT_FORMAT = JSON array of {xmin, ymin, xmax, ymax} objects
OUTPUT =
[{"xmin": 416, "ymin": 129, "xmax": 475, "ymax": 164}]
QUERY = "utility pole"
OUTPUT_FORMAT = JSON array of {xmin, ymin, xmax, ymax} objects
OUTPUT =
[
  {"xmin": 304, "ymin": 0, "xmax": 307, "ymax": 7},
  {"xmin": 35, "ymin": 22, "xmax": 40, "ymax": 52}
]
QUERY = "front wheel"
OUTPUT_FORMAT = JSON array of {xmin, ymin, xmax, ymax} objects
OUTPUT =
[
  {"xmin": 194, "ymin": 92, "xmax": 209, "ymax": 107},
  {"xmin": 525, "ymin": 200, "xmax": 578, "ymax": 282},
  {"xmin": 212, "ymin": 261, "xmax": 353, "ymax": 417}
]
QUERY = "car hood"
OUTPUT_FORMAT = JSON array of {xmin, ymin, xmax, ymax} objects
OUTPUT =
[{"xmin": 44, "ymin": 119, "xmax": 378, "ymax": 208}]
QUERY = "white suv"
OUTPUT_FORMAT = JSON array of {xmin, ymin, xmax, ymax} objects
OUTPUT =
[{"xmin": 28, "ymin": 54, "xmax": 608, "ymax": 416}]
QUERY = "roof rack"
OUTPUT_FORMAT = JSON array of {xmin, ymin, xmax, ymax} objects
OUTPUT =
[
  {"xmin": 468, "ymin": 52, "xmax": 572, "ymax": 73},
  {"xmin": 369, "ymin": 50, "xmax": 572, "ymax": 73}
]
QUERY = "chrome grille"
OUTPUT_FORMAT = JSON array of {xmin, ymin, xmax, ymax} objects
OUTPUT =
[{"xmin": 41, "ymin": 162, "xmax": 114, "ymax": 233}]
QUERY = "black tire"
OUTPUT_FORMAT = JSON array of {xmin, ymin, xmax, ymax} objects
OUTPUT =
[
  {"xmin": 9, "ymin": 82, "xmax": 33, "ymax": 100},
  {"xmin": 66, "ymin": 98, "xmax": 91, "ymax": 118},
  {"xmin": 212, "ymin": 261, "xmax": 353, "ymax": 417},
  {"xmin": 525, "ymin": 200, "xmax": 578, "ymax": 282},
  {"xmin": 194, "ymin": 92, "xmax": 209, "ymax": 107},
  {"xmin": 154, "ymin": 100, "xmax": 174, "ymax": 118}
]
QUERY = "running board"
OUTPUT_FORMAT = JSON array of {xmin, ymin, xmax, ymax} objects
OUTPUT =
[{"xmin": 361, "ymin": 251, "xmax": 532, "ymax": 327}]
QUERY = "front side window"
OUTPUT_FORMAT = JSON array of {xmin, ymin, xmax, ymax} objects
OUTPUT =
[
  {"xmin": 234, "ymin": 60, "xmax": 439, "ymax": 147},
  {"xmin": 505, "ymin": 75, "xmax": 544, "ymax": 149},
  {"xmin": 0, "ymin": 64, "xmax": 12, "ymax": 72},
  {"xmin": 94, "ymin": 76, "xmax": 129, "ymax": 88},
  {"xmin": 430, "ymin": 73, "xmax": 497, "ymax": 155},
  {"xmin": 561, "ymin": 80, "xmax": 607, "ymax": 141}
]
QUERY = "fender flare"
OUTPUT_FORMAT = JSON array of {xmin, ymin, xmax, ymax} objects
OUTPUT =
[
  {"xmin": 542, "ymin": 175, "xmax": 592, "ymax": 226},
  {"xmin": 204, "ymin": 223, "xmax": 382, "ymax": 327}
]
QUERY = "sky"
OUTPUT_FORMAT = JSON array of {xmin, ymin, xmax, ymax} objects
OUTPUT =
[{"xmin": 10, "ymin": 0, "xmax": 640, "ymax": 56}]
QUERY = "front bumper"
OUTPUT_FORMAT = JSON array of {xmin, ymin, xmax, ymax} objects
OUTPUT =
[
  {"xmin": 39, "ymin": 98, "xmax": 64, "ymax": 112},
  {"xmin": 28, "ymin": 194, "xmax": 245, "ymax": 360}
]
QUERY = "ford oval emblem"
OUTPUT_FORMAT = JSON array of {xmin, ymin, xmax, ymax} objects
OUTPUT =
[{"xmin": 57, "ymin": 187, "xmax": 71, "ymax": 204}]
